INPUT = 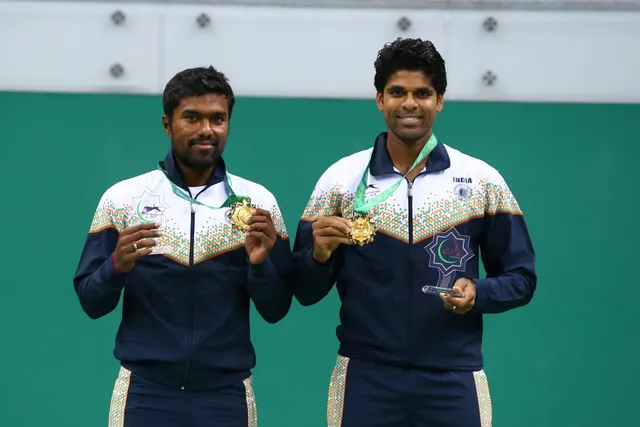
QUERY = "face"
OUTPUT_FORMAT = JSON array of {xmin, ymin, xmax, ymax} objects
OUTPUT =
[
  {"xmin": 376, "ymin": 70, "xmax": 444, "ymax": 145},
  {"xmin": 162, "ymin": 93, "xmax": 230, "ymax": 170}
]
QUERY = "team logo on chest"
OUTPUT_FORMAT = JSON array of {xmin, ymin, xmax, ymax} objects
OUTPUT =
[
  {"xmin": 132, "ymin": 190, "xmax": 169, "ymax": 223},
  {"xmin": 453, "ymin": 184, "xmax": 473, "ymax": 200},
  {"xmin": 453, "ymin": 177, "xmax": 473, "ymax": 200},
  {"xmin": 424, "ymin": 227, "xmax": 475, "ymax": 289}
]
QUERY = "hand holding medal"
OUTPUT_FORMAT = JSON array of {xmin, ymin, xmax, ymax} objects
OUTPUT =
[
  {"xmin": 226, "ymin": 199, "xmax": 278, "ymax": 265},
  {"xmin": 311, "ymin": 216, "xmax": 353, "ymax": 263}
]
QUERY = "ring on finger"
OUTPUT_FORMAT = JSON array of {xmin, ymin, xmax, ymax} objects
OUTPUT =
[
  {"xmin": 133, "ymin": 242, "xmax": 138, "ymax": 251},
  {"xmin": 452, "ymin": 306, "xmax": 457, "ymax": 310}
]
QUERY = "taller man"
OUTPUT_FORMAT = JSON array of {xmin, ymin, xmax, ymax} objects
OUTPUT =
[{"xmin": 291, "ymin": 38, "xmax": 537, "ymax": 427}]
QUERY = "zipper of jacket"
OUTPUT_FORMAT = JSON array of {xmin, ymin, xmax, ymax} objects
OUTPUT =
[
  {"xmin": 181, "ymin": 188, "xmax": 206, "ymax": 390},
  {"xmin": 406, "ymin": 179, "xmax": 414, "ymax": 363}
]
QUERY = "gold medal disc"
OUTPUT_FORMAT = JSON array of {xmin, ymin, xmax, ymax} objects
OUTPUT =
[
  {"xmin": 227, "ymin": 199, "xmax": 254, "ymax": 231},
  {"xmin": 348, "ymin": 215, "xmax": 377, "ymax": 247}
]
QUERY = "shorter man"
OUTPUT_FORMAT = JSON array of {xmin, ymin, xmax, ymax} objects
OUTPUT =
[{"xmin": 73, "ymin": 66, "xmax": 293, "ymax": 427}]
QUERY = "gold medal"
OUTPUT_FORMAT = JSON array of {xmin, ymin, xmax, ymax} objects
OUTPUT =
[
  {"xmin": 226, "ymin": 199, "xmax": 255, "ymax": 232},
  {"xmin": 348, "ymin": 214, "xmax": 377, "ymax": 247}
]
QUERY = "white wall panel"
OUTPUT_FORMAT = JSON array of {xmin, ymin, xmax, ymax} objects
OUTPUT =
[
  {"xmin": 446, "ymin": 11, "xmax": 640, "ymax": 103},
  {"xmin": 0, "ymin": 2, "xmax": 162, "ymax": 94},
  {"xmin": 160, "ymin": 6, "xmax": 448, "ymax": 98},
  {"xmin": 0, "ymin": 1, "xmax": 638, "ymax": 103}
]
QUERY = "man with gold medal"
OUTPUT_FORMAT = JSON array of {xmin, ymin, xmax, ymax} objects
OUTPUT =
[
  {"xmin": 73, "ymin": 66, "xmax": 293, "ymax": 427},
  {"xmin": 291, "ymin": 38, "xmax": 536, "ymax": 427}
]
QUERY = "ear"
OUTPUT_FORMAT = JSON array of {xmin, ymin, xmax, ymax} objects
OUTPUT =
[
  {"xmin": 436, "ymin": 94, "xmax": 445, "ymax": 113},
  {"xmin": 375, "ymin": 92, "xmax": 384, "ymax": 111},
  {"xmin": 162, "ymin": 115, "xmax": 172, "ymax": 138}
]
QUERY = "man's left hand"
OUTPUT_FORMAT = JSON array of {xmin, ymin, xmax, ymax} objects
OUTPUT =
[
  {"xmin": 244, "ymin": 208, "xmax": 277, "ymax": 265},
  {"xmin": 440, "ymin": 278, "xmax": 477, "ymax": 315}
]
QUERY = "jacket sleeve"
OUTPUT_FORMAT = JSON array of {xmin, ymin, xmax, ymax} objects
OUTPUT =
[
  {"xmin": 73, "ymin": 188, "xmax": 127, "ymax": 319},
  {"xmin": 472, "ymin": 171, "xmax": 537, "ymax": 314},
  {"xmin": 246, "ymin": 193, "xmax": 294, "ymax": 324},
  {"xmin": 290, "ymin": 167, "xmax": 345, "ymax": 306}
]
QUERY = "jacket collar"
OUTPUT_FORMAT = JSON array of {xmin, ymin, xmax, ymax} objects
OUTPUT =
[
  {"xmin": 159, "ymin": 150, "xmax": 227, "ymax": 192},
  {"xmin": 369, "ymin": 132, "xmax": 451, "ymax": 177}
]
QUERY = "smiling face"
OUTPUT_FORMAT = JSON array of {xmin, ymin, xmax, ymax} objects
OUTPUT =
[
  {"xmin": 376, "ymin": 69, "xmax": 444, "ymax": 146},
  {"xmin": 162, "ymin": 93, "xmax": 230, "ymax": 171}
]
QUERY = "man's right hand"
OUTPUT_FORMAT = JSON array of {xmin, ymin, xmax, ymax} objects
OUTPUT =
[
  {"xmin": 311, "ymin": 216, "xmax": 352, "ymax": 263},
  {"xmin": 113, "ymin": 222, "xmax": 162, "ymax": 273}
]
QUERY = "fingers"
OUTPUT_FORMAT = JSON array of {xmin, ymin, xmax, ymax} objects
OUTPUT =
[
  {"xmin": 313, "ymin": 227, "xmax": 354, "ymax": 247},
  {"xmin": 442, "ymin": 295, "xmax": 462, "ymax": 314},
  {"xmin": 313, "ymin": 216, "xmax": 354, "ymax": 247},
  {"xmin": 247, "ymin": 230, "xmax": 266, "ymax": 239},
  {"xmin": 245, "ymin": 212, "xmax": 277, "ymax": 237},
  {"xmin": 129, "ymin": 247, "xmax": 154, "ymax": 259},
  {"xmin": 440, "ymin": 293, "xmax": 454, "ymax": 308},
  {"xmin": 251, "ymin": 208, "xmax": 272, "ymax": 219},
  {"xmin": 113, "ymin": 223, "xmax": 162, "ymax": 273},
  {"xmin": 130, "ymin": 238, "xmax": 157, "ymax": 252},
  {"xmin": 449, "ymin": 279, "xmax": 476, "ymax": 312},
  {"xmin": 330, "ymin": 215, "xmax": 352, "ymax": 225},
  {"xmin": 245, "ymin": 214, "xmax": 270, "ymax": 226},
  {"xmin": 117, "ymin": 239, "xmax": 155, "ymax": 268},
  {"xmin": 119, "ymin": 228, "xmax": 163, "ymax": 245},
  {"xmin": 247, "ymin": 220, "xmax": 276, "ymax": 238},
  {"xmin": 452, "ymin": 287, "xmax": 474, "ymax": 309},
  {"xmin": 121, "ymin": 221, "xmax": 161, "ymax": 236},
  {"xmin": 314, "ymin": 225, "xmax": 350, "ymax": 238},
  {"xmin": 246, "ymin": 231, "xmax": 275, "ymax": 246},
  {"xmin": 328, "ymin": 237, "xmax": 353, "ymax": 245},
  {"xmin": 440, "ymin": 294, "xmax": 471, "ymax": 315},
  {"xmin": 313, "ymin": 216, "xmax": 351, "ymax": 234},
  {"xmin": 245, "ymin": 209, "xmax": 271, "ymax": 224},
  {"xmin": 245, "ymin": 210, "xmax": 276, "ymax": 243},
  {"xmin": 461, "ymin": 293, "xmax": 475, "ymax": 310},
  {"xmin": 247, "ymin": 220, "xmax": 269, "ymax": 231},
  {"xmin": 126, "ymin": 238, "xmax": 156, "ymax": 258},
  {"xmin": 313, "ymin": 217, "xmax": 352, "ymax": 237}
]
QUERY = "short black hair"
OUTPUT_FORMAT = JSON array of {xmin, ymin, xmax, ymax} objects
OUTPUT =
[
  {"xmin": 374, "ymin": 38, "xmax": 447, "ymax": 95},
  {"xmin": 162, "ymin": 66, "xmax": 236, "ymax": 122}
]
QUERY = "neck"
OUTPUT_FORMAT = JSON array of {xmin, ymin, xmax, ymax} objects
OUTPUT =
[
  {"xmin": 386, "ymin": 130, "xmax": 432, "ymax": 175},
  {"xmin": 175, "ymin": 160, "xmax": 214, "ymax": 187}
]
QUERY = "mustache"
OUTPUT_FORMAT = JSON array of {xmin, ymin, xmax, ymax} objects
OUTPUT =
[{"xmin": 188, "ymin": 136, "xmax": 220, "ymax": 146}]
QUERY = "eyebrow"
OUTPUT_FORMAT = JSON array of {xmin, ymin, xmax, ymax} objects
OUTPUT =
[
  {"xmin": 182, "ymin": 109, "xmax": 227, "ymax": 118},
  {"xmin": 388, "ymin": 85, "xmax": 432, "ymax": 92}
]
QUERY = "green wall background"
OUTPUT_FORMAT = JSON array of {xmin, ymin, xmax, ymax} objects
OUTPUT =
[{"xmin": 1, "ymin": 92, "xmax": 637, "ymax": 427}]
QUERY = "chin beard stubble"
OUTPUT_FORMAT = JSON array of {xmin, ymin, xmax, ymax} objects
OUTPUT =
[{"xmin": 173, "ymin": 137, "xmax": 220, "ymax": 169}]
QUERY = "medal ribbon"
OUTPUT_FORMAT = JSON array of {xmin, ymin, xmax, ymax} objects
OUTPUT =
[
  {"xmin": 156, "ymin": 162, "xmax": 249, "ymax": 210},
  {"xmin": 353, "ymin": 133, "xmax": 438, "ymax": 215}
]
